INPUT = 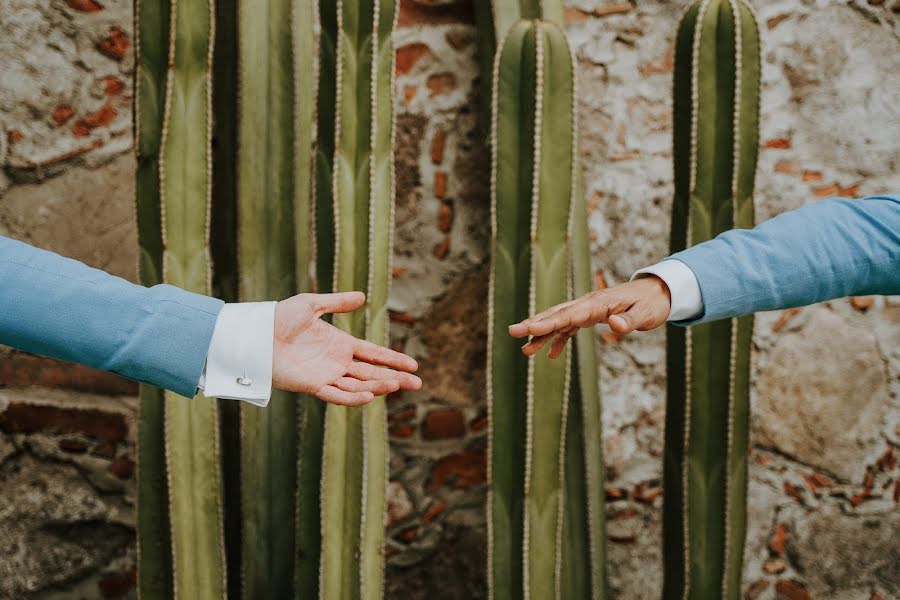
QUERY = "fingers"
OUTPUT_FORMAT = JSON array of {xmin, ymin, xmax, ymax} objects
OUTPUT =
[
  {"xmin": 508, "ymin": 298, "xmax": 577, "ymax": 338},
  {"xmin": 315, "ymin": 385, "xmax": 375, "ymax": 407},
  {"xmin": 354, "ymin": 339, "xmax": 419, "ymax": 372},
  {"xmin": 522, "ymin": 333, "xmax": 552, "ymax": 356},
  {"xmin": 347, "ymin": 362, "xmax": 423, "ymax": 391},
  {"xmin": 609, "ymin": 303, "xmax": 660, "ymax": 335},
  {"xmin": 334, "ymin": 376, "xmax": 400, "ymax": 396},
  {"xmin": 313, "ymin": 291, "xmax": 367, "ymax": 315},
  {"xmin": 519, "ymin": 296, "xmax": 605, "ymax": 338},
  {"xmin": 547, "ymin": 327, "xmax": 578, "ymax": 359}
]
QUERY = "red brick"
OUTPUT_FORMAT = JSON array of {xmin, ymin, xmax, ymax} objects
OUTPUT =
[
  {"xmin": 746, "ymin": 580, "xmax": 769, "ymax": 600},
  {"xmin": 396, "ymin": 42, "xmax": 430, "ymax": 75},
  {"xmin": 763, "ymin": 138, "xmax": 792, "ymax": 149},
  {"xmin": 433, "ymin": 237, "xmax": 450, "ymax": 259},
  {"xmin": 404, "ymin": 85, "xmax": 417, "ymax": 104},
  {"xmin": 82, "ymin": 103, "xmax": 117, "ymax": 128},
  {"xmin": 399, "ymin": 525, "xmax": 419, "ymax": 542},
  {"xmin": 98, "ymin": 571, "xmax": 132, "ymax": 598},
  {"xmin": 389, "ymin": 311, "xmax": 417, "ymax": 325},
  {"xmin": 0, "ymin": 352, "xmax": 137, "ymax": 396},
  {"xmin": 437, "ymin": 202, "xmax": 453, "ymax": 233},
  {"xmin": 91, "ymin": 441, "xmax": 118, "ymax": 459},
  {"xmin": 427, "ymin": 445, "xmax": 486, "ymax": 492},
  {"xmin": 801, "ymin": 170, "xmax": 822, "ymax": 182},
  {"xmin": 469, "ymin": 415, "xmax": 488, "ymax": 432},
  {"xmin": 594, "ymin": 270, "xmax": 608, "ymax": 290},
  {"xmin": 397, "ymin": 0, "xmax": 473, "ymax": 28},
  {"xmin": 0, "ymin": 402, "xmax": 127, "ymax": 442},
  {"xmin": 813, "ymin": 183, "xmax": 841, "ymax": 198},
  {"xmin": 421, "ymin": 408, "xmax": 466, "ymax": 440},
  {"xmin": 108, "ymin": 457, "xmax": 135, "ymax": 480},
  {"xmin": 97, "ymin": 27, "xmax": 129, "ymax": 61},
  {"xmin": 430, "ymin": 127, "xmax": 445, "ymax": 164},
  {"xmin": 769, "ymin": 523, "xmax": 788, "ymax": 555},
  {"xmin": 66, "ymin": 0, "xmax": 103, "ymax": 12},
  {"xmin": 389, "ymin": 425, "xmax": 416, "ymax": 439},
  {"xmin": 774, "ymin": 160, "xmax": 800, "ymax": 175},
  {"xmin": 766, "ymin": 13, "xmax": 791, "ymax": 29},
  {"xmin": 784, "ymin": 481, "xmax": 804, "ymax": 502},
  {"xmin": 58, "ymin": 438, "xmax": 88, "ymax": 453},
  {"xmin": 639, "ymin": 45, "xmax": 674, "ymax": 76},
  {"xmin": 771, "ymin": 307, "xmax": 802, "ymax": 333},
  {"xmin": 605, "ymin": 487, "xmax": 628, "ymax": 501},
  {"xmin": 102, "ymin": 76, "xmax": 125, "ymax": 95},
  {"xmin": 72, "ymin": 121, "xmax": 91, "ymax": 137},
  {"xmin": 434, "ymin": 171, "xmax": 448, "ymax": 199},
  {"xmin": 763, "ymin": 559, "xmax": 787, "ymax": 574},
  {"xmin": 427, "ymin": 73, "xmax": 456, "ymax": 96},
  {"xmin": 6, "ymin": 129, "xmax": 23, "ymax": 143},
  {"xmin": 388, "ymin": 405, "xmax": 416, "ymax": 424},
  {"xmin": 422, "ymin": 500, "xmax": 447, "ymax": 523},
  {"xmin": 775, "ymin": 580, "xmax": 811, "ymax": 600},
  {"xmin": 52, "ymin": 105, "xmax": 76, "ymax": 127},
  {"xmin": 591, "ymin": 3, "xmax": 635, "ymax": 17}
]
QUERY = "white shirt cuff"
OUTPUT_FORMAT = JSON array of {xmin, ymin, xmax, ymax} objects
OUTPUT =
[
  {"xmin": 198, "ymin": 301, "xmax": 277, "ymax": 407},
  {"xmin": 632, "ymin": 259, "xmax": 703, "ymax": 322}
]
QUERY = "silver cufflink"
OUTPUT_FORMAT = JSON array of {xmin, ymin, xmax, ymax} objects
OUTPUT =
[{"xmin": 237, "ymin": 376, "xmax": 253, "ymax": 386}]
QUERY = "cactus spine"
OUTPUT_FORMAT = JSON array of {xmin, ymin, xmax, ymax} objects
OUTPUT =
[
  {"xmin": 665, "ymin": 1, "xmax": 760, "ymax": 599},
  {"xmin": 487, "ymin": 18, "xmax": 606, "ymax": 600},
  {"xmin": 316, "ymin": 1, "xmax": 397, "ymax": 598},
  {"xmin": 135, "ymin": 0, "xmax": 227, "ymax": 597}
]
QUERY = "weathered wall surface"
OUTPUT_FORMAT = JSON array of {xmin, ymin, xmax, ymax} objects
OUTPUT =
[{"xmin": 0, "ymin": 1, "xmax": 897, "ymax": 598}]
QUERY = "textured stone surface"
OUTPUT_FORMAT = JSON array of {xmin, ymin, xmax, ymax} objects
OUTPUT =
[
  {"xmin": 0, "ymin": 0, "xmax": 898, "ymax": 598},
  {"xmin": 754, "ymin": 308, "xmax": 889, "ymax": 482}
]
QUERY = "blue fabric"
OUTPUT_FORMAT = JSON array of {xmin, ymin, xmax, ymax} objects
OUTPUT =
[
  {"xmin": 669, "ymin": 195, "xmax": 900, "ymax": 325},
  {"xmin": 0, "ymin": 236, "xmax": 223, "ymax": 398}
]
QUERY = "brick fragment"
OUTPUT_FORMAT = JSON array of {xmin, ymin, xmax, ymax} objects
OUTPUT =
[
  {"xmin": 775, "ymin": 580, "xmax": 811, "ymax": 600},
  {"xmin": 404, "ymin": 85, "xmax": 417, "ymax": 104},
  {"xmin": 801, "ymin": 170, "xmax": 822, "ymax": 182},
  {"xmin": 783, "ymin": 481, "xmax": 803, "ymax": 502},
  {"xmin": 763, "ymin": 559, "xmax": 787, "ymax": 574},
  {"xmin": 109, "ymin": 457, "xmax": 135, "ymax": 480},
  {"xmin": 389, "ymin": 425, "xmax": 416, "ymax": 439},
  {"xmin": 639, "ymin": 45, "xmax": 674, "ymax": 76},
  {"xmin": 427, "ymin": 73, "xmax": 456, "ymax": 96},
  {"xmin": 397, "ymin": 0, "xmax": 473, "ymax": 28},
  {"xmin": 769, "ymin": 523, "xmax": 788, "ymax": 555},
  {"xmin": 396, "ymin": 43, "xmax": 430, "ymax": 75},
  {"xmin": 98, "ymin": 27, "xmax": 129, "ymax": 61},
  {"xmin": 771, "ymin": 307, "xmax": 802, "ymax": 332},
  {"xmin": 98, "ymin": 571, "xmax": 132, "ymax": 598},
  {"xmin": 66, "ymin": 0, "xmax": 103, "ymax": 12},
  {"xmin": 763, "ymin": 138, "xmax": 792, "ymax": 149},
  {"xmin": 427, "ymin": 445, "xmax": 486, "ymax": 492},
  {"xmin": 430, "ymin": 127, "xmax": 445, "ymax": 164},
  {"xmin": 433, "ymin": 238, "xmax": 450, "ymax": 259},
  {"xmin": 389, "ymin": 311, "xmax": 417, "ymax": 325},
  {"xmin": 0, "ymin": 402, "xmax": 127, "ymax": 442},
  {"xmin": 422, "ymin": 408, "xmax": 466, "ymax": 440},
  {"xmin": 7, "ymin": 129, "xmax": 23, "ymax": 143},
  {"xmin": 813, "ymin": 183, "xmax": 840, "ymax": 198},
  {"xmin": 470, "ymin": 414, "xmax": 488, "ymax": 432},
  {"xmin": 52, "ymin": 105, "xmax": 76, "ymax": 127},
  {"xmin": 102, "ymin": 76, "xmax": 125, "ymax": 95},
  {"xmin": 774, "ymin": 160, "xmax": 800, "ymax": 175},
  {"xmin": 766, "ymin": 14, "xmax": 790, "ymax": 29},
  {"xmin": 59, "ymin": 438, "xmax": 88, "ymax": 453},
  {"xmin": 437, "ymin": 201, "xmax": 453, "ymax": 233},
  {"xmin": 422, "ymin": 501, "xmax": 447, "ymax": 524},
  {"xmin": 605, "ymin": 487, "xmax": 628, "ymax": 501}
]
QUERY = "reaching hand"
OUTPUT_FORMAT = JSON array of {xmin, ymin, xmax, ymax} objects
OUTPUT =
[
  {"xmin": 507, "ymin": 276, "xmax": 672, "ymax": 358},
  {"xmin": 272, "ymin": 291, "xmax": 422, "ymax": 406}
]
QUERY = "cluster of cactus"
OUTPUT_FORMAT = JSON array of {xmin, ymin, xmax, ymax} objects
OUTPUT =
[
  {"xmin": 478, "ymin": 5, "xmax": 608, "ymax": 598},
  {"xmin": 664, "ymin": 1, "xmax": 760, "ymax": 599},
  {"xmin": 134, "ymin": 0, "xmax": 396, "ymax": 597}
]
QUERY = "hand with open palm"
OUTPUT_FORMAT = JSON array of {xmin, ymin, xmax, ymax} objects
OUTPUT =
[{"xmin": 273, "ymin": 291, "xmax": 422, "ymax": 406}]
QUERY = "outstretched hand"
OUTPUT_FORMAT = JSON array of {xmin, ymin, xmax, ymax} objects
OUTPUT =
[
  {"xmin": 508, "ymin": 276, "xmax": 672, "ymax": 358},
  {"xmin": 273, "ymin": 292, "xmax": 421, "ymax": 406}
]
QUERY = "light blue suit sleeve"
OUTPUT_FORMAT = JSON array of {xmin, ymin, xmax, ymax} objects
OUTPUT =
[
  {"xmin": 669, "ymin": 195, "xmax": 900, "ymax": 325},
  {"xmin": 0, "ymin": 235, "xmax": 224, "ymax": 398}
]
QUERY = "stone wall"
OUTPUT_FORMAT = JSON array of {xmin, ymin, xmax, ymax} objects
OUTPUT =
[{"xmin": 1, "ymin": 0, "xmax": 897, "ymax": 598}]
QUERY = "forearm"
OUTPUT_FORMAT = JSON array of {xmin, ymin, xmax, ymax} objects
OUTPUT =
[
  {"xmin": 0, "ymin": 236, "xmax": 222, "ymax": 397},
  {"xmin": 669, "ymin": 195, "xmax": 900, "ymax": 324}
]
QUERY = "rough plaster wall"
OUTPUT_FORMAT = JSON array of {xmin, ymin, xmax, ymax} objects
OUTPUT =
[{"xmin": 0, "ymin": 0, "xmax": 897, "ymax": 598}]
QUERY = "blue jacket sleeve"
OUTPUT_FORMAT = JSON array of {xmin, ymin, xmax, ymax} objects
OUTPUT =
[
  {"xmin": 0, "ymin": 236, "xmax": 224, "ymax": 398},
  {"xmin": 669, "ymin": 195, "xmax": 900, "ymax": 325}
]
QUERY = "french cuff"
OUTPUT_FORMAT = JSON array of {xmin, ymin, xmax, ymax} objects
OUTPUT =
[
  {"xmin": 199, "ymin": 301, "xmax": 277, "ymax": 407},
  {"xmin": 632, "ymin": 259, "xmax": 704, "ymax": 322}
]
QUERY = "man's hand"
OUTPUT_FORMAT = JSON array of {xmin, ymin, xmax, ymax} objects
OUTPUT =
[
  {"xmin": 273, "ymin": 291, "xmax": 422, "ymax": 406},
  {"xmin": 507, "ymin": 276, "xmax": 672, "ymax": 358}
]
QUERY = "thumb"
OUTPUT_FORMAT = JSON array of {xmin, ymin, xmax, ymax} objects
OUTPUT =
[
  {"xmin": 607, "ymin": 312, "xmax": 636, "ymax": 335},
  {"xmin": 314, "ymin": 291, "xmax": 366, "ymax": 314}
]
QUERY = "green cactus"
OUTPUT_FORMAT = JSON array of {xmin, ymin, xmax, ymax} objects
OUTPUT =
[
  {"xmin": 487, "ymin": 19, "xmax": 607, "ymax": 600},
  {"xmin": 134, "ymin": 0, "xmax": 227, "ymax": 597},
  {"xmin": 315, "ymin": 1, "xmax": 397, "ymax": 598},
  {"xmin": 665, "ymin": 1, "xmax": 760, "ymax": 599}
]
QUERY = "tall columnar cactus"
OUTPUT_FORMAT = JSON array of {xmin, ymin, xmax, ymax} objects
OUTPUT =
[
  {"xmin": 665, "ymin": 1, "xmax": 760, "ymax": 599},
  {"xmin": 487, "ymin": 19, "xmax": 606, "ymax": 600},
  {"xmin": 315, "ymin": 1, "xmax": 397, "ymax": 598},
  {"xmin": 134, "ymin": 0, "xmax": 227, "ymax": 597}
]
